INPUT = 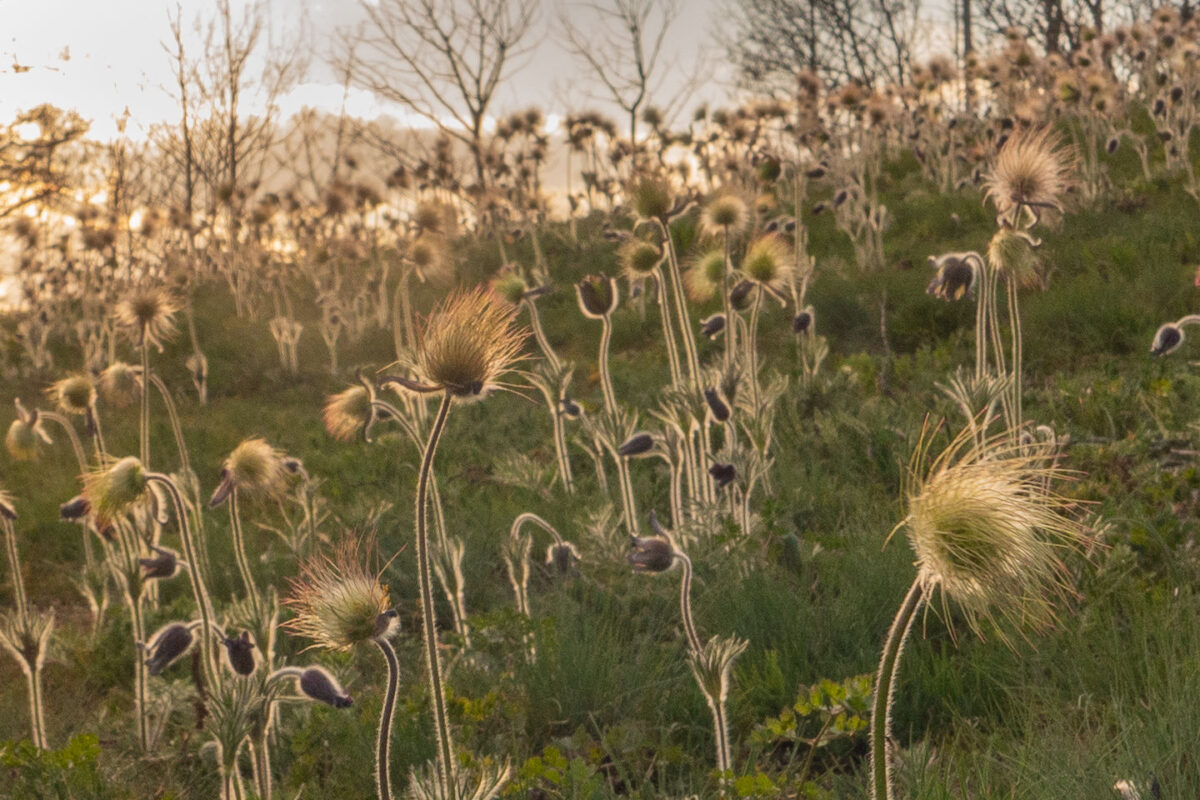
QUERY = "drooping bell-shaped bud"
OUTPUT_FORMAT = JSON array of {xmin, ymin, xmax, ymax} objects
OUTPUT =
[
  {"xmin": 222, "ymin": 630, "xmax": 257, "ymax": 676},
  {"xmin": 628, "ymin": 535, "xmax": 676, "ymax": 573},
  {"xmin": 700, "ymin": 314, "xmax": 726, "ymax": 339},
  {"xmin": 298, "ymin": 666, "xmax": 353, "ymax": 708},
  {"xmin": 617, "ymin": 433, "xmax": 655, "ymax": 457},
  {"xmin": 704, "ymin": 388, "xmax": 730, "ymax": 422},
  {"xmin": 144, "ymin": 622, "xmax": 194, "ymax": 676},
  {"xmin": 709, "ymin": 462, "xmax": 737, "ymax": 489}
]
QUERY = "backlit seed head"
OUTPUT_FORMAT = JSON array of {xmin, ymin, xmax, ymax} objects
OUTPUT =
[
  {"xmin": 405, "ymin": 287, "xmax": 527, "ymax": 401},
  {"xmin": 576, "ymin": 274, "xmax": 619, "ymax": 319},
  {"xmin": 628, "ymin": 535, "xmax": 676, "ymax": 573},
  {"xmin": 6, "ymin": 415, "xmax": 48, "ymax": 461},
  {"xmin": 900, "ymin": 427, "xmax": 1090, "ymax": 637},
  {"xmin": 323, "ymin": 386, "xmax": 374, "ymax": 442},
  {"xmin": 99, "ymin": 362, "xmax": 141, "ymax": 408},
  {"xmin": 298, "ymin": 666, "xmax": 353, "ymax": 708},
  {"xmin": 47, "ymin": 374, "xmax": 96, "ymax": 415},
  {"xmin": 82, "ymin": 456, "xmax": 148, "ymax": 528},
  {"xmin": 212, "ymin": 438, "xmax": 288, "ymax": 504},
  {"xmin": 983, "ymin": 127, "xmax": 1074, "ymax": 225},
  {"xmin": 630, "ymin": 175, "xmax": 673, "ymax": 220},
  {"xmin": 489, "ymin": 270, "xmax": 529, "ymax": 307},
  {"xmin": 284, "ymin": 535, "xmax": 393, "ymax": 651},
  {"xmin": 409, "ymin": 236, "xmax": 452, "ymax": 285},
  {"xmin": 987, "ymin": 227, "xmax": 1042, "ymax": 289},
  {"xmin": 704, "ymin": 194, "xmax": 748, "ymax": 233},
  {"xmin": 686, "ymin": 250, "xmax": 727, "ymax": 303},
  {"xmin": 144, "ymin": 622, "xmax": 195, "ymax": 676},
  {"xmin": 115, "ymin": 287, "xmax": 179, "ymax": 347},
  {"xmin": 618, "ymin": 240, "xmax": 663, "ymax": 279},
  {"xmin": 742, "ymin": 235, "xmax": 793, "ymax": 289}
]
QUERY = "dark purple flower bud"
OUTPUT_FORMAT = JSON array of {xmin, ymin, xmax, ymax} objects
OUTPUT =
[
  {"xmin": 575, "ymin": 274, "xmax": 618, "ymax": 318},
  {"xmin": 833, "ymin": 189, "xmax": 849, "ymax": 207},
  {"xmin": 1171, "ymin": 85, "xmax": 1184, "ymax": 103},
  {"xmin": 139, "ymin": 545, "xmax": 180, "ymax": 580},
  {"xmin": 810, "ymin": 202, "xmax": 827, "ymax": 215},
  {"xmin": 1106, "ymin": 137, "xmax": 1120, "ymax": 154},
  {"xmin": 792, "ymin": 311, "xmax": 814, "ymax": 334},
  {"xmin": 545, "ymin": 541, "xmax": 581, "ymax": 577},
  {"xmin": 709, "ymin": 462, "xmax": 737, "ymax": 489},
  {"xmin": 805, "ymin": 166, "xmax": 826, "ymax": 179},
  {"xmin": 560, "ymin": 396, "xmax": 581, "ymax": 418},
  {"xmin": 1151, "ymin": 323, "xmax": 1184, "ymax": 356},
  {"xmin": 704, "ymin": 388, "xmax": 730, "ymax": 422},
  {"xmin": 208, "ymin": 471, "xmax": 233, "ymax": 508},
  {"xmin": 60, "ymin": 495, "xmax": 91, "ymax": 521},
  {"xmin": 145, "ymin": 623, "xmax": 194, "ymax": 676},
  {"xmin": 730, "ymin": 280, "xmax": 755, "ymax": 310},
  {"xmin": 628, "ymin": 535, "xmax": 675, "ymax": 573},
  {"xmin": 1154, "ymin": 98, "xmax": 1166, "ymax": 116},
  {"xmin": 618, "ymin": 433, "xmax": 655, "ymax": 457},
  {"xmin": 222, "ymin": 631, "xmax": 257, "ymax": 676},
  {"xmin": 299, "ymin": 667, "xmax": 353, "ymax": 708},
  {"xmin": 700, "ymin": 314, "xmax": 726, "ymax": 338}
]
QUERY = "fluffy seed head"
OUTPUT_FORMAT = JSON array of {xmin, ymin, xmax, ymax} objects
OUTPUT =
[
  {"xmin": 47, "ymin": 374, "xmax": 96, "ymax": 415},
  {"xmin": 410, "ymin": 287, "xmax": 528, "ymax": 400},
  {"xmin": 742, "ymin": 235, "xmax": 794, "ymax": 289},
  {"xmin": 630, "ymin": 175, "xmax": 673, "ymax": 220},
  {"xmin": 686, "ymin": 249, "xmax": 727, "ymax": 303},
  {"xmin": 6, "ymin": 415, "xmax": 47, "ymax": 461},
  {"xmin": 82, "ymin": 456, "xmax": 148, "ymax": 528},
  {"xmin": 983, "ymin": 127, "xmax": 1074, "ymax": 225},
  {"xmin": 489, "ymin": 271, "xmax": 529, "ymax": 306},
  {"xmin": 703, "ymin": 194, "xmax": 748, "ymax": 233},
  {"xmin": 284, "ymin": 535, "xmax": 393, "ymax": 651},
  {"xmin": 221, "ymin": 438, "xmax": 289, "ymax": 501},
  {"xmin": 618, "ymin": 240, "xmax": 662, "ymax": 279},
  {"xmin": 900, "ymin": 427, "xmax": 1089, "ymax": 638},
  {"xmin": 323, "ymin": 386, "xmax": 373, "ymax": 442},
  {"xmin": 98, "ymin": 362, "xmax": 141, "ymax": 408},
  {"xmin": 987, "ymin": 227, "xmax": 1042, "ymax": 289},
  {"xmin": 115, "ymin": 287, "xmax": 179, "ymax": 347}
]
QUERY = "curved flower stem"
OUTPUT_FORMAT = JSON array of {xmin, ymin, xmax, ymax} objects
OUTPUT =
[
  {"xmin": 414, "ymin": 393, "xmax": 457, "ymax": 800},
  {"xmin": 374, "ymin": 636, "xmax": 401, "ymax": 800},
  {"xmin": 1006, "ymin": 277, "xmax": 1023, "ymax": 434},
  {"xmin": 140, "ymin": 338, "xmax": 151, "ymax": 469},
  {"xmin": 722, "ymin": 230, "xmax": 736, "ymax": 373},
  {"xmin": 128, "ymin": 586, "xmax": 150, "ymax": 752},
  {"xmin": 870, "ymin": 578, "xmax": 925, "ymax": 800},
  {"xmin": 651, "ymin": 268, "xmax": 683, "ymax": 389},
  {"xmin": 523, "ymin": 298, "xmax": 560, "ymax": 373},
  {"xmin": 228, "ymin": 490, "xmax": 262, "ymax": 612},
  {"xmin": 675, "ymin": 553, "xmax": 702, "ymax": 656},
  {"xmin": 657, "ymin": 218, "xmax": 702, "ymax": 395},
  {"xmin": 974, "ymin": 269, "xmax": 988, "ymax": 383},
  {"xmin": 147, "ymin": 473, "xmax": 219, "ymax": 687},
  {"xmin": 146, "ymin": 372, "xmax": 210, "ymax": 579},
  {"xmin": 24, "ymin": 658, "xmax": 48, "ymax": 749},
  {"xmin": 747, "ymin": 287, "xmax": 764, "ymax": 413},
  {"xmin": 86, "ymin": 404, "xmax": 108, "ymax": 462},
  {"xmin": 250, "ymin": 734, "xmax": 272, "ymax": 800},
  {"xmin": 598, "ymin": 315, "xmax": 617, "ymax": 415},
  {"xmin": 615, "ymin": 454, "xmax": 640, "ymax": 536},
  {"xmin": 2, "ymin": 517, "xmax": 28, "ymax": 621}
]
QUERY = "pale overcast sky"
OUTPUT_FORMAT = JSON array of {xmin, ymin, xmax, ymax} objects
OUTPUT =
[{"xmin": 0, "ymin": 0, "xmax": 730, "ymax": 140}]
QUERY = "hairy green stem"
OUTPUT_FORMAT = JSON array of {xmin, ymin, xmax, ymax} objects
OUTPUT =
[
  {"xmin": 374, "ymin": 636, "xmax": 400, "ymax": 800},
  {"xmin": 652, "ymin": 268, "xmax": 683, "ymax": 389},
  {"xmin": 870, "ymin": 578, "xmax": 925, "ymax": 800},
  {"xmin": 228, "ymin": 490, "xmax": 262, "ymax": 611},
  {"xmin": 414, "ymin": 393, "xmax": 457, "ymax": 799},
  {"xmin": 524, "ymin": 299, "xmax": 560, "ymax": 373},
  {"xmin": 599, "ymin": 315, "xmax": 617, "ymax": 415},
  {"xmin": 657, "ymin": 219, "xmax": 703, "ymax": 395},
  {"xmin": 1007, "ymin": 277, "xmax": 1023, "ymax": 434}
]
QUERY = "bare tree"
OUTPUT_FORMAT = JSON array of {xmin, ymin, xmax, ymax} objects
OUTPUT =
[
  {"xmin": 559, "ymin": 0, "xmax": 696, "ymax": 150},
  {"xmin": 720, "ymin": 0, "xmax": 922, "ymax": 90},
  {"xmin": 345, "ymin": 0, "xmax": 540, "ymax": 193}
]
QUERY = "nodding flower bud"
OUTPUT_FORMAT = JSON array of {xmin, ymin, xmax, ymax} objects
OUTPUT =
[
  {"xmin": 792, "ymin": 309, "xmax": 814, "ymax": 334},
  {"xmin": 709, "ymin": 462, "xmax": 737, "ymax": 489},
  {"xmin": 704, "ymin": 388, "xmax": 730, "ymax": 422},
  {"xmin": 1151, "ymin": 323, "xmax": 1184, "ymax": 356},
  {"xmin": 1106, "ymin": 137, "xmax": 1120, "ymax": 155},
  {"xmin": 139, "ymin": 545, "xmax": 181, "ymax": 580},
  {"xmin": 700, "ymin": 314, "xmax": 726, "ymax": 339},
  {"xmin": 805, "ymin": 166, "xmax": 826, "ymax": 179},
  {"xmin": 373, "ymin": 609, "xmax": 400, "ymax": 640},
  {"xmin": 560, "ymin": 396, "xmax": 581, "ymax": 418},
  {"xmin": 833, "ymin": 189, "xmax": 849, "ymax": 207},
  {"xmin": 618, "ymin": 433, "xmax": 655, "ymax": 457},
  {"xmin": 810, "ymin": 201, "xmax": 827, "ymax": 215},
  {"xmin": 208, "ymin": 469, "xmax": 234, "ymax": 508},
  {"xmin": 60, "ymin": 495, "xmax": 91, "ymax": 521},
  {"xmin": 730, "ymin": 280, "xmax": 755, "ymax": 311},
  {"xmin": 545, "ymin": 541, "xmax": 581, "ymax": 577},
  {"xmin": 144, "ymin": 623, "xmax": 195, "ymax": 676},
  {"xmin": 299, "ymin": 667, "xmax": 353, "ymax": 708},
  {"xmin": 0, "ymin": 492, "xmax": 15, "ymax": 521},
  {"xmin": 222, "ymin": 630, "xmax": 257, "ymax": 676},
  {"xmin": 628, "ymin": 535, "xmax": 676, "ymax": 573},
  {"xmin": 575, "ymin": 274, "xmax": 619, "ymax": 319}
]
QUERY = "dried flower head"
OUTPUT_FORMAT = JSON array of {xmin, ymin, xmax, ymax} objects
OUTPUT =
[
  {"xmin": 898, "ymin": 426, "xmax": 1089, "ymax": 638},
  {"xmin": 284, "ymin": 535, "xmax": 393, "ymax": 651},
  {"xmin": 983, "ymin": 127, "xmax": 1074, "ymax": 226},
  {"xmin": 401, "ymin": 287, "xmax": 528, "ymax": 401},
  {"xmin": 6, "ymin": 403, "xmax": 51, "ymax": 461},
  {"xmin": 742, "ymin": 235, "xmax": 794, "ymax": 290},
  {"xmin": 618, "ymin": 240, "xmax": 662, "ymax": 280},
  {"xmin": 630, "ymin": 175, "xmax": 673, "ymax": 220},
  {"xmin": 685, "ymin": 250, "xmax": 727, "ymax": 303},
  {"xmin": 987, "ymin": 227, "xmax": 1042, "ymax": 289},
  {"xmin": 115, "ymin": 287, "xmax": 179, "ymax": 347},
  {"xmin": 82, "ymin": 456, "xmax": 148, "ymax": 528},
  {"xmin": 703, "ymin": 194, "xmax": 748, "ymax": 234},
  {"xmin": 209, "ymin": 438, "xmax": 289, "ymax": 507},
  {"xmin": 323, "ymin": 385, "xmax": 373, "ymax": 442},
  {"xmin": 99, "ymin": 362, "xmax": 141, "ymax": 408},
  {"xmin": 47, "ymin": 374, "xmax": 96, "ymax": 415},
  {"xmin": 489, "ymin": 270, "xmax": 529, "ymax": 307}
]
